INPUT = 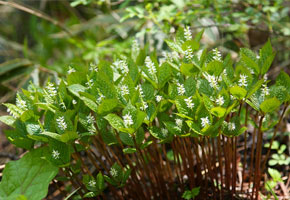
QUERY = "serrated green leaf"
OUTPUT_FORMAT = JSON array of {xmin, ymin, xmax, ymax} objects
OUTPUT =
[
  {"xmin": 158, "ymin": 62, "xmax": 171, "ymax": 88},
  {"xmin": 0, "ymin": 115, "xmax": 16, "ymax": 127},
  {"xmin": 180, "ymin": 62, "xmax": 199, "ymax": 76},
  {"xmin": 210, "ymin": 107, "xmax": 226, "ymax": 118},
  {"xmin": 67, "ymin": 84, "xmax": 86, "ymax": 97},
  {"xmin": 97, "ymin": 99, "xmax": 120, "ymax": 115},
  {"xmin": 165, "ymin": 39, "xmax": 183, "ymax": 53},
  {"xmin": 0, "ymin": 148, "xmax": 58, "ymax": 200},
  {"xmin": 104, "ymin": 114, "xmax": 125, "ymax": 131},
  {"xmin": 230, "ymin": 86, "xmax": 247, "ymax": 100},
  {"xmin": 260, "ymin": 98, "xmax": 281, "ymax": 113},
  {"xmin": 240, "ymin": 48, "xmax": 259, "ymax": 74}
]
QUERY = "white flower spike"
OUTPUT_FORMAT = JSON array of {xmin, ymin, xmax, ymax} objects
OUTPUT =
[
  {"xmin": 123, "ymin": 114, "xmax": 133, "ymax": 127},
  {"xmin": 175, "ymin": 118, "xmax": 183, "ymax": 128},
  {"xmin": 184, "ymin": 26, "xmax": 192, "ymax": 41},
  {"xmin": 56, "ymin": 116, "xmax": 67, "ymax": 131},
  {"xmin": 201, "ymin": 116, "xmax": 210, "ymax": 128},
  {"xmin": 238, "ymin": 74, "xmax": 248, "ymax": 87},
  {"xmin": 46, "ymin": 82, "xmax": 57, "ymax": 97},
  {"xmin": 228, "ymin": 122, "xmax": 236, "ymax": 131},
  {"xmin": 177, "ymin": 83, "xmax": 186, "ymax": 96},
  {"xmin": 120, "ymin": 85, "xmax": 129, "ymax": 96},
  {"xmin": 184, "ymin": 97, "xmax": 194, "ymax": 109},
  {"xmin": 145, "ymin": 56, "xmax": 157, "ymax": 75},
  {"xmin": 216, "ymin": 95, "xmax": 224, "ymax": 106}
]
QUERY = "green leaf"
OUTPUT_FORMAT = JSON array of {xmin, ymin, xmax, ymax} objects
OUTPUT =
[
  {"xmin": 165, "ymin": 39, "xmax": 183, "ymax": 53},
  {"xmin": 0, "ymin": 148, "xmax": 58, "ymax": 200},
  {"xmin": 96, "ymin": 172, "xmax": 105, "ymax": 191},
  {"xmin": 97, "ymin": 99, "xmax": 120, "ymax": 115},
  {"xmin": 210, "ymin": 107, "xmax": 226, "ymax": 118},
  {"xmin": 119, "ymin": 132, "xmax": 134, "ymax": 146},
  {"xmin": 194, "ymin": 29, "xmax": 204, "ymax": 42},
  {"xmin": 276, "ymin": 71, "xmax": 290, "ymax": 91},
  {"xmin": 100, "ymin": 129, "xmax": 117, "ymax": 145},
  {"xmin": 182, "ymin": 40, "xmax": 200, "ymax": 52},
  {"xmin": 158, "ymin": 62, "xmax": 171, "ymax": 88},
  {"xmin": 259, "ymin": 40, "xmax": 275, "ymax": 75},
  {"xmin": 246, "ymin": 79, "xmax": 264, "ymax": 98},
  {"xmin": 48, "ymin": 139, "xmax": 71, "ymax": 167},
  {"xmin": 0, "ymin": 115, "xmax": 16, "ymax": 127},
  {"xmin": 268, "ymin": 167, "xmax": 282, "ymax": 182},
  {"xmin": 184, "ymin": 77, "xmax": 196, "ymax": 96},
  {"xmin": 3, "ymin": 103, "xmax": 23, "ymax": 118},
  {"xmin": 134, "ymin": 111, "xmax": 146, "ymax": 130},
  {"xmin": 4, "ymin": 128, "xmax": 34, "ymax": 150},
  {"xmin": 260, "ymin": 98, "xmax": 280, "ymax": 113},
  {"xmin": 41, "ymin": 131, "xmax": 78, "ymax": 143},
  {"xmin": 67, "ymin": 84, "xmax": 86, "ymax": 97},
  {"xmin": 205, "ymin": 60, "xmax": 223, "ymax": 76},
  {"xmin": 230, "ymin": 86, "xmax": 247, "ymax": 100},
  {"xmin": 79, "ymin": 93, "xmax": 98, "ymax": 112},
  {"xmin": 104, "ymin": 114, "xmax": 125, "ymax": 131},
  {"xmin": 240, "ymin": 48, "xmax": 259, "ymax": 74},
  {"xmin": 180, "ymin": 62, "xmax": 199, "ymax": 76}
]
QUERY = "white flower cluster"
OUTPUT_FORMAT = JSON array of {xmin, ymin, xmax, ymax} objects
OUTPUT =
[
  {"xmin": 135, "ymin": 85, "xmax": 148, "ymax": 110},
  {"xmin": 16, "ymin": 97, "xmax": 27, "ymax": 111},
  {"xmin": 145, "ymin": 56, "xmax": 157, "ymax": 75},
  {"xmin": 87, "ymin": 113, "xmax": 95, "ymax": 124},
  {"xmin": 86, "ymin": 79, "xmax": 94, "ymax": 89},
  {"xmin": 203, "ymin": 72, "xmax": 218, "ymax": 89},
  {"xmin": 261, "ymin": 84, "xmax": 269, "ymax": 98},
  {"xmin": 123, "ymin": 114, "xmax": 133, "ymax": 127},
  {"xmin": 113, "ymin": 59, "xmax": 129, "ymax": 74},
  {"xmin": 120, "ymin": 85, "xmax": 129, "ymax": 96},
  {"xmin": 184, "ymin": 47, "xmax": 193, "ymax": 60},
  {"xmin": 87, "ymin": 114, "xmax": 96, "ymax": 134},
  {"xmin": 177, "ymin": 83, "xmax": 186, "ymax": 96},
  {"xmin": 238, "ymin": 74, "xmax": 248, "ymax": 87},
  {"xmin": 110, "ymin": 168, "xmax": 118, "ymax": 177},
  {"xmin": 162, "ymin": 51, "xmax": 179, "ymax": 63},
  {"xmin": 216, "ymin": 95, "xmax": 224, "ymax": 106},
  {"xmin": 184, "ymin": 97, "xmax": 194, "ymax": 109},
  {"xmin": 161, "ymin": 128, "xmax": 168, "ymax": 137},
  {"xmin": 212, "ymin": 48, "xmax": 222, "ymax": 61},
  {"xmin": 132, "ymin": 39, "xmax": 140, "ymax": 55},
  {"xmin": 88, "ymin": 180, "xmax": 96, "ymax": 187},
  {"xmin": 97, "ymin": 94, "xmax": 105, "ymax": 103},
  {"xmin": 140, "ymin": 101, "xmax": 148, "ymax": 111},
  {"xmin": 175, "ymin": 118, "xmax": 183, "ymax": 128},
  {"xmin": 60, "ymin": 101, "xmax": 66, "ymax": 110},
  {"xmin": 184, "ymin": 26, "xmax": 192, "ymax": 41},
  {"xmin": 201, "ymin": 116, "xmax": 210, "ymax": 127},
  {"xmin": 52, "ymin": 149, "xmax": 60, "ymax": 159},
  {"xmin": 223, "ymin": 121, "xmax": 236, "ymax": 131},
  {"xmin": 228, "ymin": 122, "xmax": 236, "ymax": 131},
  {"xmin": 156, "ymin": 95, "xmax": 162, "ymax": 102},
  {"xmin": 68, "ymin": 66, "xmax": 76, "ymax": 74},
  {"xmin": 46, "ymin": 82, "xmax": 57, "ymax": 97},
  {"xmin": 89, "ymin": 63, "xmax": 98, "ymax": 72},
  {"xmin": 56, "ymin": 116, "xmax": 67, "ymax": 131},
  {"xmin": 135, "ymin": 85, "xmax": 145, "ymax": 98}
]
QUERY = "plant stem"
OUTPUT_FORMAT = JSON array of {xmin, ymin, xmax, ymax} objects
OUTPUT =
[{"xmin": 261, "ymin": 103, "xmax": 288, "ymax": 172}]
